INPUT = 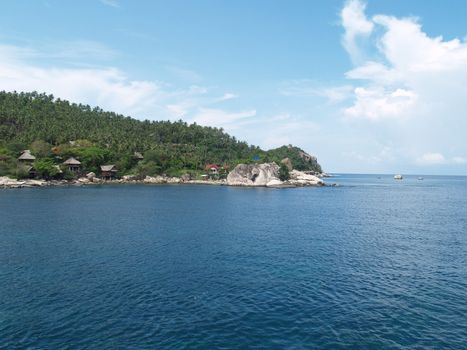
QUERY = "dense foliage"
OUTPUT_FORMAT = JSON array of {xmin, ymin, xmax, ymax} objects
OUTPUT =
[
  {"xmin": 0, "ymin": 91, "xmax": 322, "ymax": 178},
  {"xmin": 278, "ymin": 164, "xmax": 290, "ymax": 181}
]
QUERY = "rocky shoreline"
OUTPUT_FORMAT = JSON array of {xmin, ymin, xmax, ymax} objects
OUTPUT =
[
  {"xmin": 0, "ymin": 176, "xmax": 223, "ymax": 189},
  {"xmin": 1, "ymin": 162, "xmax": 331, "ymax": 189},
  {"xmin": 0, "ymin": 173, "xmax": 328, "ymax": 190}
]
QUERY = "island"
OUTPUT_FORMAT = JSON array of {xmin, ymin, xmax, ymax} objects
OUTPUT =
[{"xmin": 0, "ymin": 91, "xmax": 326, "ymax": 189}]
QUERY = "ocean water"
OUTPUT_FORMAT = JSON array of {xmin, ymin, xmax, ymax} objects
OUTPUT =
[{"xmin": 0, "ymin": 174, "xmax": 466, "ymax": 349}]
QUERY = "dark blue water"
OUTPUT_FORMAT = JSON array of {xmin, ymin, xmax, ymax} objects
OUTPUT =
[{"xmin": 1, "ymin": 174, "xmax": 466, "ymax": 349}]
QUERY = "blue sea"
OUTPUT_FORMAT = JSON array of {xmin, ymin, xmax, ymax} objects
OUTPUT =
[{"xmin": 1, "ymin": 174, "xmax": 466, "ymax": 349}]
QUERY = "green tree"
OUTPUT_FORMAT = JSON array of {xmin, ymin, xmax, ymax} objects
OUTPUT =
[
  {"xmin": 34, "ymin": 159, "xmax": 60, "ymax": 180},
  {"xmin": 31, "ymin": 140, "xmax": 52, "ymax": 158},
  {"xmin": 278, "ymin": 164, "xmax": 290, "ymax": 181},
  {"xmin": 75, "ymin": 147, "xmax": 111, "ymax": 173}
]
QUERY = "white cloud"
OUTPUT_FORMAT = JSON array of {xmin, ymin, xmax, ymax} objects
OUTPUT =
[
  {"xmin": 373, "ymin": 15, "xmax": 467, "ymax": 73},
  {"xmin": 340, "ymin": 1, "xmax": 467, "ymax": 121},
  {"xmin": 320, "ymin": 86, "xmax": 354, "ymax": 103},
  {"xmin": 331, "ymin": 0, "xmax": 467, "ymax": 173},
  {"xmin": 345, "ymin": 62, "xmax": 399, "ymax": 85},
  {"xmin": 344, "ymin": 87, "xmax": 417, "ymax": 120},
  {"xmin": 341, "ymin": 0, "xmax": 374, "ymax": 63}
]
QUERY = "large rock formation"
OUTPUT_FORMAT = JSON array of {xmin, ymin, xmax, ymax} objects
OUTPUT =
[
  {"xmin": 296, "ymin": 148, "xmax": 317, "ymax": 163},
  {"xmin": 0, "ymin": 176, "xmax": 48, "ymax": 188},
  {"xmin": 226, "ymin": 163, "xmax": 324, "ymax": 187},
  {"xmin": 288, "ymin": 170, "xmax": 324, "ymax": 186},
  {"xmin": 227, "ymin": 163, "xmax": 280, "ymax": 186},
  {"xmin": 143, "ymin": 175, "xmax": 181, "ymax": 184}
]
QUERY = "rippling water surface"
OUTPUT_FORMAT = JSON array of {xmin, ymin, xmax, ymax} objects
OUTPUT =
[{"xmin": 1, "ymin": 174, "xmax": 466, "ymax": 349}]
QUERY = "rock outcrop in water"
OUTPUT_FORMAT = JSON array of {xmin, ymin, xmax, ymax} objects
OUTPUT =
[{"xmin": 226, "ymin": 163, "xmax": 324, "ymax": 187}]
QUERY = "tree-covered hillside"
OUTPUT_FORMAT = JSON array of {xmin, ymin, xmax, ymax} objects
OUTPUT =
[{"xmin": 0, "ymin": 91, "xmax": 321, "ymax": 178}]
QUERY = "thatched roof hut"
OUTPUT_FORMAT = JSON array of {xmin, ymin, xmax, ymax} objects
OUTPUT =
[
  {"xmin": 18, "ymin": 150, "xmax": 36, "ymax": 161},
  {"xmin": 63, "ymin": 157, "xmax": 81, "ymax": 166},
  {"xmin": 63, "ymin": 157, "xmax": 81, "ymax": 172},
  {"xmin": 100, "ymin": 165, "xmax": 118, "ymax": 179},
  {"xmin": 101, "ymin": 165, "xmax": 117, "ymax": 172}
]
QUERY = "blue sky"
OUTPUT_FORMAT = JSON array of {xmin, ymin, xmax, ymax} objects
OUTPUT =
[{"xmin": 1, "ymin": 0, "xmax": 467, "ymax": 174}]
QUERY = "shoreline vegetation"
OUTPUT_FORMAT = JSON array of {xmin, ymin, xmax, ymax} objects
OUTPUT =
[{"xmin": 0, "ymin": 91, "xmax": 326, "ymax": 189}]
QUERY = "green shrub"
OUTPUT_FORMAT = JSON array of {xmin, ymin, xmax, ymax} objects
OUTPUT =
[{"xmin": 34, "ymin": 159, "xmax": 60, "ymax": 180}]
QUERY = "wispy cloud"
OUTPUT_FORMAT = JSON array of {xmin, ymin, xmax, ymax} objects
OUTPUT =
[
  {"xmin": 219, "ymin": 92, "xmax": 238, "ymax": 101},
  {"xmin": 166, "ymin": 66, "xmax": 203, "ymax": 83},
  {"xmin": 0, "ymin": 40, "xmax": 118, "ymax": 64},
  {"xmin": 340, "ymin": 0, "xmax": 374, "ymax": 63},
  {"xmin": 99, "ymin": 0, "xmax": 120, "ymax": 8},
  {"xmin": 280, "ymin": 79, "xmax": 353, "ymax": 103},
  {"xmin": 416, "ymin": 153, "xmax": 467, "ymax": 166},
  {"xmin": 191, "ymin": 108, "xmax": 256, "ymax": 128}
]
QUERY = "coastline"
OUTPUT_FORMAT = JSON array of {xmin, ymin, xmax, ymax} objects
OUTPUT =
[{"xmin": 0, "ymin": 174, "xmax": 330, "ymax": 190}]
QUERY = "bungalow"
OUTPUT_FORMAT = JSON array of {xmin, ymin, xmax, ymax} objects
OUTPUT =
[
  {"xmin": 100, "ymin": 164, "xmax": 118, "ymax": 180},
  {"xmin": 205, "ymin": 164, "xmax": 220, "ymax": 174},
  {"xmin": 63, "ymin": 157, "xmax": 81, "ymax": 173},
  {"xmin": 18, "ymin": 150, "xmax": 36, "ymax": 163}
]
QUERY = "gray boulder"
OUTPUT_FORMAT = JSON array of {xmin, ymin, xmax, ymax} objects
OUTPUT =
[
  {"xmin": 227, "ymin": 163, "xmax": 281, "ymax": 186},
  {"xmin": 288, "ymin": 170, "xmax": 324, "ymax": 186}
]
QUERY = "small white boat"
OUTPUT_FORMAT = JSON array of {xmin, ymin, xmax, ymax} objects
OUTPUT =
[
  {"xmin": 394, "ymin": 174, "xmax": 403, "ymax": 180},
  {"xmin": 418, "ymin": 177, "xmax": 424, "ymax": 180}
]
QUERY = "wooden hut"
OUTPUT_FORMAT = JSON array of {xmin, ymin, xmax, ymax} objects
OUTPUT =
[
  {"xmin": 100, "ymin": 165, "xmax": 118, "ymax": 180},
  {"xmin": 63, "ymin": 157, "xmax": 81, "ymax": 173},
  {"xmin": 18, "ymin": 150, "xmax": 36, "ymax": 163}
]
